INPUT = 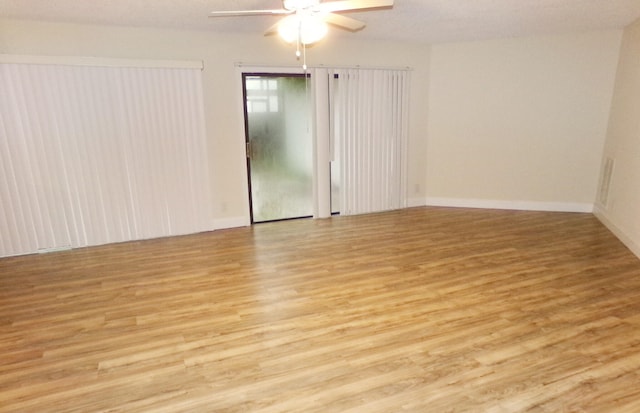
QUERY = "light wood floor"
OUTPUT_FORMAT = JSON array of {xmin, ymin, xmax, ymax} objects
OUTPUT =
[{"xmin": 2, "ymin": 207, "xmax": 640, "ymax": 412}]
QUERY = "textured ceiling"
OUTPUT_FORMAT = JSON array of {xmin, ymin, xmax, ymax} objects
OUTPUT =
[{"xmin": 1, "ymin": 0, "xmax": 640, "ymax": 44}]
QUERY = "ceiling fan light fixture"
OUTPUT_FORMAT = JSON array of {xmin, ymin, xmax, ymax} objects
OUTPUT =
[{"xmin": 278, "ymin": 13, "xmax": 328, "ymax": 45}]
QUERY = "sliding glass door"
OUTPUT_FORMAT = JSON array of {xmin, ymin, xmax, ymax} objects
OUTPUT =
[{"xmin": 243, "ymin": 74, "xmax": 313, "ymax": 223}]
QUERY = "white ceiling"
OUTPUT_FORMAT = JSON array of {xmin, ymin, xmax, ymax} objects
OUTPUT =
[{"xmin": 2, "ymin": 0, "xmax": 640, "ymax": 44}]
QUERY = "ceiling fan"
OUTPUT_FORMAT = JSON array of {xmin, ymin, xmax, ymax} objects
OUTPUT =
[{"xmin": 209, "ymin": 0, "xmax": 394, "ymax": 46}]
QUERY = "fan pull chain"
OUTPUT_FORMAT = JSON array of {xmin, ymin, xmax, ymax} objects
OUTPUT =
[
  {"xmin": 294, "ymin": 17, "xmax": 306, "ymax": 70},
  {"xmin": 302, "ymin": 43, "xmax": 307, "ymax": 70}
]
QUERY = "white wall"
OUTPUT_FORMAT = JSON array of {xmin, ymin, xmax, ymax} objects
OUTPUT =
[
  {"xmin": 1, "ymin": 18, "xmax": 633, "ymax": 248},
  {"xmin": 426, "ymin": 31, "xmax": 622, "ymax": 212},
  {"xmin": 595, "ymin": 18, "xmax": 640, "ymax": 258},
  {"xmin": 0, "ymin": 18, "xmax": 431, "ymax": 228}
]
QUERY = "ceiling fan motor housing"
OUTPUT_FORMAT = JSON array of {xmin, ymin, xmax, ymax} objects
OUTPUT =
[{"xmin": 283, "ymin": 0, "xmax": 320, "ymax": 12}]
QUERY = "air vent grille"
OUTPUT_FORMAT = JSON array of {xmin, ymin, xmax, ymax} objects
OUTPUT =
[{"xmin": 598, "ymin": 157, "xmax": 614, "ymax": 207}]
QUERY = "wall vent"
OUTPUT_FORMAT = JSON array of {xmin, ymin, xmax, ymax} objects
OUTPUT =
[{"xmin": 598, "ymin": 157, "xmax": 615, "ymax": 207}]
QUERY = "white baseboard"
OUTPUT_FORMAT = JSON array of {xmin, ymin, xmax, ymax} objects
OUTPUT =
[
  {"xmin": 212, "ymin": 216, "xmax": 250, "ymax": 230},
  {"xmin": 424, "ymin": 197, "xmax": 594, "ymax": 213},
  {"xmin": 407, "ymin": 197, "xmax": 427, "ymax": 208},
  {"xmin": 593, "ymin": 206, "xmax": 640, "ymax": 260},
  {"xmin": 37, "ymin": 245, "xmax": 73, "ymax": 254}
]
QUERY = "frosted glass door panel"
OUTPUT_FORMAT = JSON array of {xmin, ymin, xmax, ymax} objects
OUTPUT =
[{"xmin": 244, "ymin": 75, "xmax": 313, "ymax": 222}]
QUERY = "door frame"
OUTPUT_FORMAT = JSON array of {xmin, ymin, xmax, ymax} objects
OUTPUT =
[
  {"xmin": 234, "ymin": 65, "xmax": 308, "ymax": 227},
  {"xmin": 234, "ymin": 65, "xmax": 333, "ymax": 226},
  {"xmin": 241, "ymin": 71, "xmax": 311, "ymax": 224}
]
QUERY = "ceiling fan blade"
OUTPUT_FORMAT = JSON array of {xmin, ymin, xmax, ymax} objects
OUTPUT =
[
  {"xmin": 209, "ymin": 9, "xmax": 291, "ymax": 17},
  {"xmin": 318, "ymin": 0, "xmax": 393, "ymax": 13},
  {"xmin": 264, "ymin": 21, "xmax": 281, "ymax": 36},
  {"xmin": 324, "ymin": 13, "xmax": 366, "ymax": 31}
]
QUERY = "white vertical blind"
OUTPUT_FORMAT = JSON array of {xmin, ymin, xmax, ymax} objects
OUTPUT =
[
  {"xmin": 333, "ymin": 68, "xmax": 410, "ymax": 215},
  {"xmin": 0, "ymin": 61, "xmax": 212, "ymax": 257},
  {"xmin": 311, "ymin": 68, "xmax": 332, "ymax": 219}
]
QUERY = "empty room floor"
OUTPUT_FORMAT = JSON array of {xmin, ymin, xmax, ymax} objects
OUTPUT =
[{"xmin": 1, "ymin": 207, "xmax": 640, "ymax": 412}]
